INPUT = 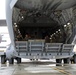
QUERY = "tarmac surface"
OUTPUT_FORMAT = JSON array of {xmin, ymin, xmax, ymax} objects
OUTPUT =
[{"xmin": 0, "ymin": 59, "xmax": 76, "ymax": 75}]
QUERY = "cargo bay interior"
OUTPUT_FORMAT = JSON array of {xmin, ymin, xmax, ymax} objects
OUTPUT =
[
  {"xmin": 18, "ymin": 15, "xmax": 64, "ymax": 42},
  {"xmin": 12, "ymin": 7, "xmax": 73, "ymax": 43}
]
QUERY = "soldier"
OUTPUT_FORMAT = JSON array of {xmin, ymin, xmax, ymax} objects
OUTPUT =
[
  {"xmin": 17, "ymin": 34, "xmax": 23, "ymax": 41},
  {"xmin": 45, "ymin": 35, "xmax": 50, "ymax": 43},
  {"xmin": 24, "ymin": 34, "xmax": 29, "ymax": 41}
]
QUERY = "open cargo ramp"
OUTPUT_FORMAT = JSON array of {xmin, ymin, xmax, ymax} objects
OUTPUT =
[{"xmin": 15, "ymin": 40, "xmax": 74, "ymax": 59}]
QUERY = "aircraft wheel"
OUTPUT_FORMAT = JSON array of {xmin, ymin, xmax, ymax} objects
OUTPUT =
[
  {"xmin": 9, "ymin": 58, "xmax": 14, "ymax": 64},
  {"xmin": 63, "ymin": 58, "xmax": 69, "ymax": 64},
  {"xmin": 1, "ymin": 55, "xmax": 6, "ymax": 64},
  {"xmin": 56, "ymin": 59, "xmax": 62, "ymax": 66},
  {"xmin": 36, "ymin": 59, "xmax": 38, "ymax": 61},
  {"xmin": 30, "ymin": 59, "xmax": 33, "ymax": 61},
  {"xmin": 17, "ymin": 57, "xmax": 21, "ymax": 64},
  {"xmin": 73, "ymin": 55, "xmax": 76, "ymax": 63}
]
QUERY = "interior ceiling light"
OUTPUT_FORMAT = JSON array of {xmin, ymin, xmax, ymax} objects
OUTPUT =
[
  {"xmin": 56, "ymin": 31, "xmax": 58, "ymax": 33},
  {"xmin": 22, "ymin": 16, "xmax": 24, "ymax": 18},
  {"xmin": 58, "ymin": 29, "xmax": 60, "ymax": 31},
  {"xmin": 50, "ymin": 38, "xmax": 52, "ymax": 39},
  {"xmin": 14, "ymin": 23, "xmax": 16, "ymax": 25},
  {"xmin": 64, "ymin": 25, "xmax": 67, "ymax": 27},
  {"xmin": 51, "ymin": 34, "xmax": 54, "ymax": 37},
  {"xmin": 51, "ymin": 35, "xmax": 53, "ymax": 37},
  {"xmin": 54, "ymin": 33, "xmax": 55, "ymax": 35},
  {"xmin": 15, "ymin": 25, "xmax": 17, "ymax": 27},
  {"xmin": 67, "ymin": 22, "xmax": 70, "ymax": 25}
]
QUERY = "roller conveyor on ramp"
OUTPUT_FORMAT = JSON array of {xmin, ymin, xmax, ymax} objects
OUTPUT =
[{"xmin": 15, "ymin": 40, "xmax": 74, "ymax": 59}]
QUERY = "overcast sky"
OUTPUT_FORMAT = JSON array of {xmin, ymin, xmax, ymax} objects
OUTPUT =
[{"xmin": 0, "ymin": 0, "xmax": 6, "ymax": 19}]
